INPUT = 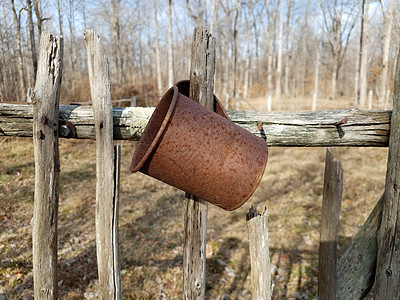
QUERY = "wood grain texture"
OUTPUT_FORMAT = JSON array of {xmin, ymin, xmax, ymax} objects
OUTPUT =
[
  {"xmin": 247, "ymin": 207, "xmax": 272, "ymax": 300},
  {"xmin": 336, "ymin": 194, "xmax": 383, "ymax": 300},
  {"xmin": 183, "ymin": 26, "xmax": 216, "ymax": 300},
  {"xmin": 0, "ymin": 105, "xmax": 391, "ymax": 147},
  {"xmin": 32, "ymin": 32, "xmax": 63, "ymax": 300},
  {"xmin": 375, "ymin": 48, "xmax": 400, "ymax": 299},
  {"xmin": 318, "ymin": 148, "xmax": 343, "ymax": 300},
  {"xmin": 84, "ymin": 29, "xmax": 121, "ymax": 300}
]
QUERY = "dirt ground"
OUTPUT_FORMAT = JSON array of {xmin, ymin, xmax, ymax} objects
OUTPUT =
[{"xmin": 0, "ymin": 95, "xmax": 389, "ymax": 299}]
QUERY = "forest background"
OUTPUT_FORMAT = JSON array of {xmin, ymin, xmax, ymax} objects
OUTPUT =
[{"xmin": 0, "ymin": 0, "xmax": 398, "ymax": 111}]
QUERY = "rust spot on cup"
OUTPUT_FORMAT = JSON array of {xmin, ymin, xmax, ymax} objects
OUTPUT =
[{"xmin": 130, "ymin": 80, "xmax": 268, "ymax": 211}]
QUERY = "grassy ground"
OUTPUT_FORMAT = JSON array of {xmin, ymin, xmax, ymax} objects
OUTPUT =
[{"xmin": 0, "ymin": 96, "xmax": 389, "ymax": 299}]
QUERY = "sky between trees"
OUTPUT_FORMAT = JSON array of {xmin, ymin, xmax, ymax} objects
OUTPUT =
[{"xmin": 1, "ymin": 0, "xmax": 399, "ymax": 111}]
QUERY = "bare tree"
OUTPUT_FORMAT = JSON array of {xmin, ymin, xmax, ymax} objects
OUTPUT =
[
  {"xmin": 275, "ymin": 0, "xmax": 284, "ymax": 102},
  {"xmin": 265, "ymin": 0, "xmax": 278, "ymax": 111},
  {"xmin": 319, "ymin": 0, "xmax": 357, "ymax": 100},
  {"xmin": 56, "ymin": 0, "xmax": 63, "ymax": 36},
  {"xmin": 111, "ymin": 0, "xmax": 123, "ymax": 82},
  {"xmin": 243, "ymin": 0, "xmax": 253, "ymax": 100},
  {"xmin": 358, "ymin": 0, "xmax": 369, "ymax": 107},
  {"xmin": 10, "ymin": 0, "xmax": 26, "ymax": 101},
  {"xmin": 378, "ymin": 0, "xmax": 394, "ymax": 107},
  {"xmin": 312, "ymin": 40, "xmax": 321, "ymax": 111},
  {"xmin": 167, "ymin": 0, "xmax": 174, "ymax": 87},
  {"xmin": 153, "ymin": 0, "xmax": 162, "ymax": 95},
  {"xmin": 26, "ymin": 0, "xmax": 37, "ymax": 85},
  {"xmin": 33, "ymin": 0, "xmax": 43, "ymax": 36},
  {"xmin": 284, "ymin": 0, "xmax": 294, "ymax": 96}
]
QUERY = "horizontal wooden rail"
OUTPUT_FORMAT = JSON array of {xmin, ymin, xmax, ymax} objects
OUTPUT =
[{"xmin": 0, "ymin": 104, "xmax": 391, "ymax": 147}]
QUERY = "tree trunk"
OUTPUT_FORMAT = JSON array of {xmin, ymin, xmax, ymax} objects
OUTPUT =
[
  {"xmin": 284, "ymin": 0, "xmax": 293, "ymax": 96},
  {"xmin": 358, "ymin": 0, "xmax": 369, "ymax": 107},
  {"xmin": 243, "ymin": 0, "xmax": 252, "ymax": 100},
  {"xmin": 33, "ymin": 0, "xmax": 43, "ymax": 36},
  {"xmin": 57, "ymin": 0, "xmax": 63, "ymax": 36},
  {"xmin": 232, "ymin": 0, "xmax": 239, "ymax": 110},
  {"xmin": 167, "ymin": 0, "xmax": 174, "ymax": 87},
  {"xmin": 378, "ymin": 0, "xmax": 394, "ymax": 107},
  {"xmin": 312, "ymin": 41, "xmax": 320, "ymax": 111},
  {"xmin": 275, "ymin": 0, "xmax": 284, "ymax": 102},
  {"xmin": 10, "ymin": 0, "xmax": 26, "ymax": 101},
  {"xmin": 152, "ymin": 0, "xmax": 162, "ymax": 95},
  {"xmin": 265, "ymin": 0, "xmax": 277, "ymax": 111},
  {"xmin": 26, "ymin": 0, "xmax": 38, "ymax": 86},
  {"xmin": 111, "ymin": 0, "xmax": 123, "ymax": 83}
]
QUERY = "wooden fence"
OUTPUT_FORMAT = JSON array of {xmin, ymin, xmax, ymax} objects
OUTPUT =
[{"xmin": 1, "ymin": 27, "xmax": 400, "ymax": 299}]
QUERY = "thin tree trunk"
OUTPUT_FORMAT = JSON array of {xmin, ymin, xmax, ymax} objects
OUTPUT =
[
  {"xmin": 232, "ymin": 0, "xmax": 239, "ymax": 110},
  {"xmin": 301, "ymin": 0, "xmax": 310, "ymax": 96},
  {"xmin": 378, "ymin": 0, "xmax": 393, "ymax": 107},
  {"xmin": 284, "ymin": 0, "xmax": 293, "ymax": 96},
  {"xmin": 265, "ymin": 0, "xmax": 277, "ymax": 111},
  {"xmin": 111, "ymin": 0, "xmax": 122, "ymax": 83},
  {"xmin": 57, "ymin": 0, "xmax": 63, "ymax": 36},
  {"xmin": 26, "ymin": 0, "xmax": 38, "ymax": 85},
  {"xmin": 68, "ymin": 0, "xmax": 77, "ymax": 94},
  {"xmin": 359, "ymin": 0, "xmax": 369, "ymax": 107},
  {"xmin": 275, "ymin": 0, "xmax": 284, "ymax": 102},
  {"xmin": 33, "ymin": 0, "xmax": 43, "ymax": 36},
  {"xmin": 312, "ymin": 41, "xmax": 320, "ymax": 111},
  {"xmin": 167, "ymin": 0, "xmax": 174, "ymax": 87},
  {"xmin": 10, "ymin": 0, "xmax": 26, "ymax": 101},
  {"xmin": 243, "ymin": 0, "xmax": 252, "ymax": 100},
  {"xmin": 152, "ymin": 0, "xmax": 162, "ymax": 95}
]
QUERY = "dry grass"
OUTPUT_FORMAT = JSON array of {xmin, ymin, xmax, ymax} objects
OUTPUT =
[{"xmin": 0, "ymin": 96, "xmax": 389, "ymax": 299}]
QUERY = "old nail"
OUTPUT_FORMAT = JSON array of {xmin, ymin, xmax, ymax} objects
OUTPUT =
[{"xmin": 335, "ymin": 117, "xmax": 348, "ymax": 126}]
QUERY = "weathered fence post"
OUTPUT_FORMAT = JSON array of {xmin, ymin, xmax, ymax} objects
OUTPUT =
[
  {"xmin": 32, "ymin": 32, "xmax": 63, "ymax": 299},
  {"xmin": 246, "ymin": 206, "xmax": 272, "ymax": 300},
  {"xmin": 183, "ymin": 26, "xmax": 216, "ymax": 299},
  {"xmin": 375, "ymin": 48, "xmax": 400, "ymax": 299},
  {"xmin": 336, "ymin": 194, "xmax": 383, "ymax": 299},
  {"xmin": 84, "ymin": 29, "xmax": 122, "ymax": 299},
  {"xmin": 318, "ymin": 148, "xmax": 343, "ymax": 300}
]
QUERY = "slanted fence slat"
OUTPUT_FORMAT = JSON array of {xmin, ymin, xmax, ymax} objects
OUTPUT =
[{"xmin": 32, "ymin": 32, "xmax": 63, "ymax": 299}]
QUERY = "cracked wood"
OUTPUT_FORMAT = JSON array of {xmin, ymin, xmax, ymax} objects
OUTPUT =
[{"xmin": 0, "ymin": 105, "xmax": 391, "ymax": 147}]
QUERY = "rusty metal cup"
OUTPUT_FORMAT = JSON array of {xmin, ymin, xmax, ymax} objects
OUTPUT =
[{"xmin": 130, "ymin": 81, "xmax": 268, "ymax": 210}]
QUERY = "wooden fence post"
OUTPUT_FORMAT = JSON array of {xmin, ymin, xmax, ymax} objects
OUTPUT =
[
  {"xmin": 318, "ymin": 148, "xmax": 343, "ymax": 300},
  {"xmin": 337, "ymin": 194, "xmax": 383, "ymax": 299},
  {"xmin": 84, "ymin": 30, "xmax": 122, "ymax": 299},
  {"xmin": 183, "ymin": 26, "xmax": 216, "ymax": 299},
  {"xmin": 246, "ymin": 206, "xmax": 272, "ymax": 300},
  {"xmin": 32, "ymin": 32, "xmax": 63, "ymax": 299},
  {"xmin": 375, "ymin": 47, "xmax": 400, "ymax": 299}
]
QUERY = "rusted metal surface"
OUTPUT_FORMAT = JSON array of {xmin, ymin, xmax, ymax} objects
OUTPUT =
[{"xmin": 130, "ymin": 81, "xmax": 268, "ymax": 211}]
